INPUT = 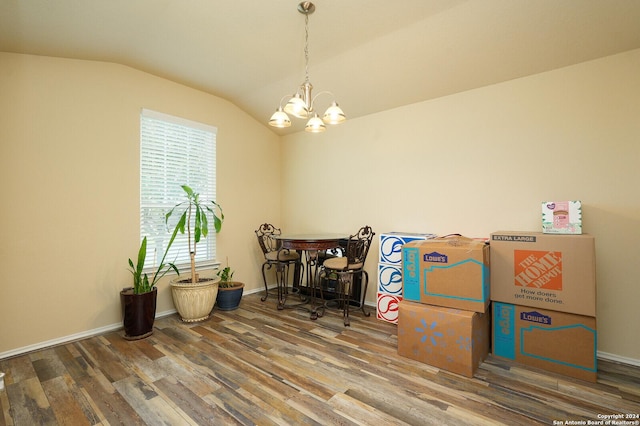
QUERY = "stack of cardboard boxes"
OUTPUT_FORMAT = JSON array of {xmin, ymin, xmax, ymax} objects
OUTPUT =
[
  {"xmin": 397, "ymin": 235, "xmax": 491, "ymax": 377},
  {"xmin": 376, "ymin": 232, "xmax": 435, "ymax": 324},
  {"xmin": 490, "ymin": 201, "xmax": 597, "ymax": 382},
  {"xmin": 393, "ymin": 201, "xmax": 598, "ymax": 382}
]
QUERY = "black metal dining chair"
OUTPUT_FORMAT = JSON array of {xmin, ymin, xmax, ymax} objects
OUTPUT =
[
  {"xmin": 255, "ymin": 223, "xmax": 302, "ymax": 308},
  {"xmin": 318, "ymin": 225, "xmax": 375, "ymax": 326}
]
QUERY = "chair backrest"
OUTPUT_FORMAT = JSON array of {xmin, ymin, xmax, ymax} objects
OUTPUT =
[
  {"xmin": 344, "ymin": 225, "xmax": 375, "ymax": 269},
  {"xmin": 255, "ymin": 223, "xmax": 282, "ymax": 255}
]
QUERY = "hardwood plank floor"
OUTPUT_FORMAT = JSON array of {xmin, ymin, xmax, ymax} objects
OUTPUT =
[{"xmin": 1, "ymin": 293, "xmax": 639, "ymax": 425}]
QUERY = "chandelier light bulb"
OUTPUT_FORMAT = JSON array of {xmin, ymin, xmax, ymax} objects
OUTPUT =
[
  {"xmin": 305, "ymin": 114, "xmax": 326, "ymax": 133},
  {"xmin": 269, "ymin": 107, "xmax": 292, "ymax": 128},
  {"xmin": 322, "ymin": 102, "xmax": 346, "ymax": 125},
  {"xmin": 284, "ymin": 94, "xmax": 309, "ymax": 119}
]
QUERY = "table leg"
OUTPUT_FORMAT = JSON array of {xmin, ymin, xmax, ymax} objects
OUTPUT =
[
  {"xmin": 305, "ymin": 250, "xmax": 325, "ymax": 320},
  {"xmin": 273, "ymin": 250, "xmax": 305, "ymax": 310}
]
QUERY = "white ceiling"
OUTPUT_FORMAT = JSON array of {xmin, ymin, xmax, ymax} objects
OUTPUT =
[{"xmin": 2, "ymin": 0, "xmax": 640, "ymax": 135}]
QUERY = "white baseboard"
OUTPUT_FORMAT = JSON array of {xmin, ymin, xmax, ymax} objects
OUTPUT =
[
  {"xmin": 244, "ymin": 287, "xmax": 264, "ymax": 296},
  {"xmin": 597, "ymin": 351, "xmax": 640, "ymax": 367},
  {"xmin": 0, "ymin": 307, "xmax": 178, "ymax": 360},
  {"xmin": 0, "ymin": 322, "xmax": 123, "ymax": 360},
  {"xmin": 0, "ymin": 291, "xmax": 271, "ymax": 360}
]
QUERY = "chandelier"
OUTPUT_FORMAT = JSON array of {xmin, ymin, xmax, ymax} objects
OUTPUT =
[{"xmin": 269, "ymin": 1, "xmax": 346, "ymax": 133}]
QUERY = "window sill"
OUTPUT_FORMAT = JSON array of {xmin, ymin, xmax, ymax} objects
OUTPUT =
[{"xmin": 142, "ymin": 259, "xmax": 222, "ymax": 277}]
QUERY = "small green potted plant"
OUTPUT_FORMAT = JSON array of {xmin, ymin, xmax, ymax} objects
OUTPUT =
[
  {"xmin": 216, "ymin": 262, "xmax": 245, "ymax": 311},
  {"xmin": 166, "ymin": 184, "xmax": 224, "ymax": 322},
  {"xmin": 122, "ymin": 231, "xmax": 179, "ymax": 340}
]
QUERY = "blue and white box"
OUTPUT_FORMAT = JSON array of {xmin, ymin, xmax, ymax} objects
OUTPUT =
[
  {"xmin": 379, "ymin": 232, "xmax": 437, "ymax": 265},
  {"xmin": 377, "ymin": 264, "xmax": 403, "ymax": 295},
  {"xmin": 377, "ymin": 232, "xmax": 437, "ymax": 324}
]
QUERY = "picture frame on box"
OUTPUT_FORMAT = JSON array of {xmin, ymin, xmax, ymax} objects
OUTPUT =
[{"xmin": 542, "ymin": 201, "xmax": 582, "ymax": 234}]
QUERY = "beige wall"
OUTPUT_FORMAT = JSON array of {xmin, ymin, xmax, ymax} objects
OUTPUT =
[
  {"xmin": 0, "ymin": 52, "xmax": 281, "ymax": 355},
  {"xmin": 281, "ymin": 49, "xmax": 640, "ymax": 363}
]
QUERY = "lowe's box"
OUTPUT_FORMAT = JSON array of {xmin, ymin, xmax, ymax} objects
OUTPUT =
[
  {"xmin": 490, "ymin": 232, "xmax": 596, "ymax": 317},
  {"xmin": 398, "ymin": 300, "xmax": 489, "ymax": 378},
  {"xmin": 493, "ymin": 302, "xmax": 597, "ymax": 382},
  {"xmin": 402, "ymin": 236, "xmax": 490, "ymax": 312}
]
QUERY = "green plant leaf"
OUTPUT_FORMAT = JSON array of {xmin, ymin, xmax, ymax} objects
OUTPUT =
[
  {"xmin": 159, "ymin": 184, "xmax": 224, "ymax": 283},
  {"xmin": 128, "ymin": 237, "xmax": 150, "ymax": 294},
  {"xmin": 201, "ymin": 211, "xmax": 209, "ymax": 238},
  {"xmin": 182, "ymin": 185, "xmax": 194, "ymax": 197},
  {"xmin": 176, "ymin": 212, "xmax": 187, "ymax": 234},
  {"xmin": 150, "ymin": 219, "xmax": 182, "ymax": 287},
  {"xmin": 215, "ymin": 202, "xmax": 224, "ymax": 230},
  {"xmin": 194, "ymin": 205, "xmax": 202, "ymax": 243},
  {"xmin": 205, "ymin": 202, "xmax": 223, "ymax": 233},
  {"xmin": 136, "ymin": 237, "xmax": 147, "ymax": 274},
  {"xmin": 140, "ymin": 274, "xmax": 151, "ymax": 294},
  {"xmin": 216, "ymin": 266, "xmax": 234, "ymax": 286}
]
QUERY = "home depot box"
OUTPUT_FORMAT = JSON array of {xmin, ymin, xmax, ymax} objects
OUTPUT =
[
  {"xmin": 490, "ymin": 232, "xmax": 596, "ymax": 317},
  {"xmin": 542, "ymin": 201, "xmax": 582, "ymax": 234},
  {"xmin": 376, "ymin": 292, "xmax": 402, "ymax": 324},
  {"xmin": 402, "ymin": 236, "xmax": 490, "ymax": 312},
  {"xmin": 492, "ymin": 302, "xmax": 597, "ymax": 382},
  {"xmin": 398, "ymin": 300, "xmax": 489, "ymax": 378}
]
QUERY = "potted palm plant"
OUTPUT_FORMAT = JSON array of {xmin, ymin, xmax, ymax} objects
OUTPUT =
[
  {"xmin": 166, "ymin": 184, "xmax": 224, "ymax": 322},
  {"xmin": 122, "ymin": 232, "xmax": 179, "ymax": 340},
  {"xmin": 215, "ymin": 263, "xmax": 245, "ymax": 311}
]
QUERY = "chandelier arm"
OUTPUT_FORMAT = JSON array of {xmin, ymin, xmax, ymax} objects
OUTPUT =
[
  {"xmin": 277, "ymin": 94, "xmax": 292, "ymax": 108},
  {"xmin": 309, "ymin": 90, "xmax": 336, "ymax": 110}
]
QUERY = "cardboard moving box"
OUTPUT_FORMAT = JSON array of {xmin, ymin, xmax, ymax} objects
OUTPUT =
[
  {"xmin": 492, "ymin": 302, "xmax": 597, "ymax": 382},
  {"xmin": 379, "ymin": 232, "xmax": 437, "ymax": 265},
  {"xmin": 398, "ymin": 300, "xmax": 489, "ymax": 378},
  {"xmin": 376, "ymin": 292, "xmax": 402, "ymax": 324},
  {"xmin": 378, "ymin": 263, "xmax": 403, "ymax": 295},
  {"xmin": 402, "ymin": 236, "xmax": 490, "ymax": 312},
  {"xmin": 490, "ymin": 232, "xmax": 596, "ymax": 317},
  {"xmin": 377, "ymin": 232, "xmax": 436, "ymax": 324}
]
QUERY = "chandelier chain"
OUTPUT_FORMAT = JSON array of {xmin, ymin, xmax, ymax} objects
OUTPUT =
[{"xmin": 304, "ymin": 13, "xmax": 310, "ymax": 84}]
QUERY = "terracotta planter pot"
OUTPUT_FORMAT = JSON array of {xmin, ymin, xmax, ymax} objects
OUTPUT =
[
  {"xmin": 170, "ymin": 276, "xmax": 220, "ymax": 322},
  {"xmin": 120, "ymin": 287, "xmax": 157, "ymax": 340},
  {"xmin": 216, "ymin": 282, "xmax": 245, "ymax": 311}
]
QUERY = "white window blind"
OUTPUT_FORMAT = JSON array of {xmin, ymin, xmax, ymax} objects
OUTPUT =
[{"xmin": 140, "ymin": 109, "xmax": 218, "ymax": 270}]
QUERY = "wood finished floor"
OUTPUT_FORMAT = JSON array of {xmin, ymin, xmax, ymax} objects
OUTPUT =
[{"xmin": 1, "ymin": 293, "xmax": 639, "ymax": 426}]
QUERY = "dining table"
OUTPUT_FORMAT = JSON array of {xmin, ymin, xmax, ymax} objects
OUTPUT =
[{"xmin": 273, "ymin": 233, "xmax": 348, "ymax": 319}]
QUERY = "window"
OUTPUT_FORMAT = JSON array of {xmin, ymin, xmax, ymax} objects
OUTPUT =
[{"xmin": 140, "ymin": 109, "xmax": 218, "ymax": 270}]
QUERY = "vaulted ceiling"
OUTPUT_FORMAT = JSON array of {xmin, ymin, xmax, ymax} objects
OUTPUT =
[{"xmin": 2, "ymin": 0, "xmax": 640, "ymax": 134}]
